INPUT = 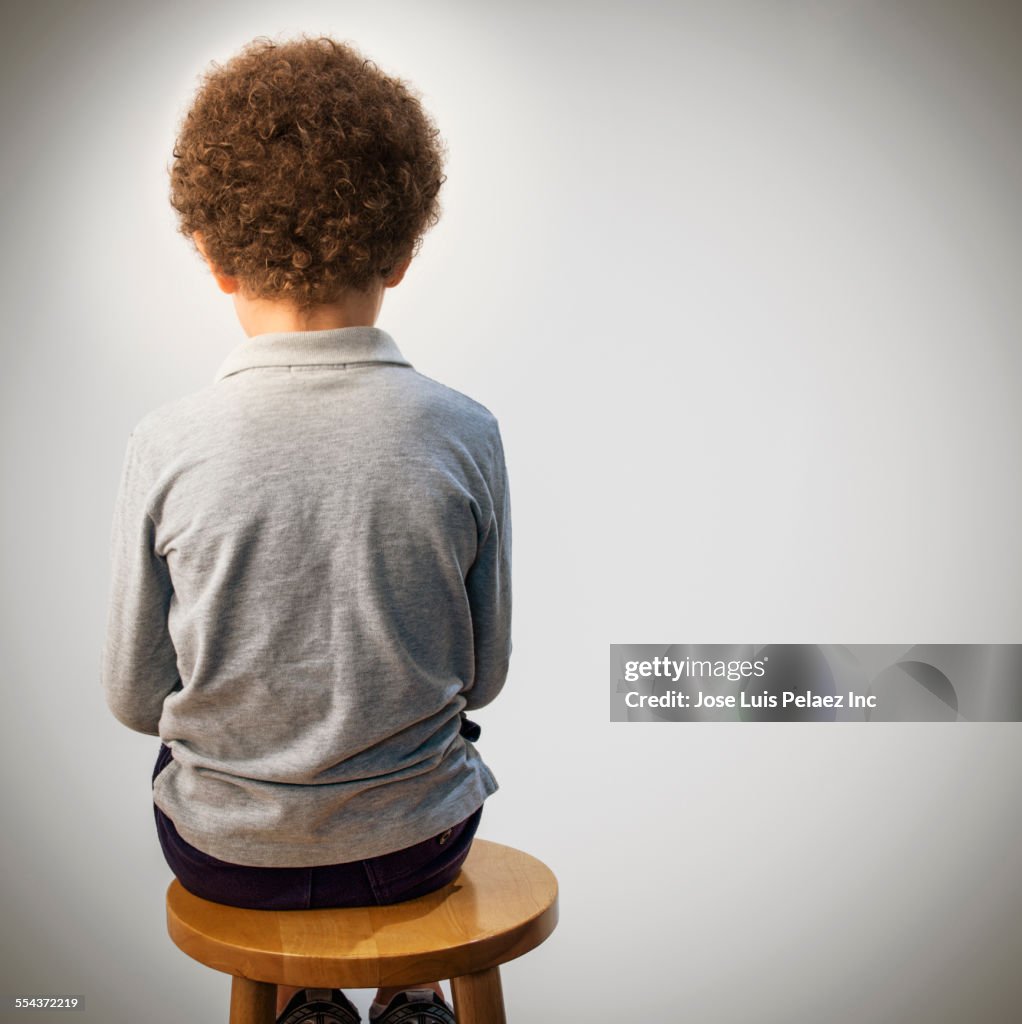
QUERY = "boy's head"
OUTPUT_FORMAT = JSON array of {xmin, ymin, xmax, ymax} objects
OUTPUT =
[{"xmin": 169, "ymin": 34, "xmax": 446, "ymax": 314}]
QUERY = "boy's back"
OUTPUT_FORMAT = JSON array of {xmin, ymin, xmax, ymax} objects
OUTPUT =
[{"xmin": 102, "ymin": 324, "xmax": 510, "ymax": 867}]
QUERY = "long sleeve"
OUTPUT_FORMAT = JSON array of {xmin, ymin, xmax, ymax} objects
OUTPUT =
[
  {"xmin": 100, "ymin": 431, "xmax": 181, "ymax": 735},
  {"xmin": 463, "ymin": 424, "xmax": 512, "ymax": 711}
]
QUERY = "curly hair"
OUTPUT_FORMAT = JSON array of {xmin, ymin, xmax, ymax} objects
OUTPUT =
[{"xmin": 168, "ymin": 34, "xmax": 446, "ymax": 311}]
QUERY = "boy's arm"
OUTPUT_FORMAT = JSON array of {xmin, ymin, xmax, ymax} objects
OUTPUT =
[
  {"xmin": 463, "ymin": 424, "xmax": 512, "ymax": 711},
  {"xmin": 100, "ymin": 431, "xmax": 181, "ymax": 735}
]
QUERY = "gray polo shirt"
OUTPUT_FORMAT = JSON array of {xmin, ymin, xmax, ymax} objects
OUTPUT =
[{"xmin": 101, "ymin": 325, "xmax": 510, "ymax": 867}]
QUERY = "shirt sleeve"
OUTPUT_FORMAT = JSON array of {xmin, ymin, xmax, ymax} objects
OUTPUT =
[
  {"xmin": 463, "ymin": 422, "xmax": 512, "ymax": 711},
  {"xmin": 100, "ymin": 431, "xmax": 181, "ymax": 735}
]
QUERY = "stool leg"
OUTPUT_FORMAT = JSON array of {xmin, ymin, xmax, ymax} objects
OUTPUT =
[
  {"xmin": 229, "ymin": 976, "xmax": 276, "ymax": 1024},
  {"xmin": 451, "ymin": 966, "xmax": 506, "ymax": 1024}
]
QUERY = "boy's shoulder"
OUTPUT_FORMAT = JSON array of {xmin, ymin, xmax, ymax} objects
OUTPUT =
[
  {"xmin": 125, "ymin": 365, "xmax": 501, "ymax": 463},
  {"xmin": 404, "ymin": 367, "xmax": 501, "ymax": 432},
  {"xmin": 129, "ymin": 381, "xmax": 220, "ymax": 442}
]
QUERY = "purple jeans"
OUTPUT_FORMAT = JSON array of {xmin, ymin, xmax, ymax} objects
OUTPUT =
[{"xmin": 152, "ymin": 742, "xmax": 481, "ymax": 910}]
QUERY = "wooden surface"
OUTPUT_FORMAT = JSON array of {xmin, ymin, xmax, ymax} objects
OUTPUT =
[
  {"xmin": 452, "ymin": 966, "xmax": 507, "ymax": 1024},
  {"xmin": 166, "ymin": 839, "xmax": 559, "ymax": 989},
  {"xmin": 228, "ymin": 978, "xmax": 275, "ymax": 1024}
]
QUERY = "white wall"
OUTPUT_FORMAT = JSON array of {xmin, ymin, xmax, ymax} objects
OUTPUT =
[{"xmin": 2, "ymin": 1, "xmax": 1021, "ymax": 1021}]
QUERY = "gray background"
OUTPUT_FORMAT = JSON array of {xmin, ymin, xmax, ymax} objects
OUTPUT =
[{"xmin": 2, "ymin": 1, "xmax": 1021, "ymax": 1021}]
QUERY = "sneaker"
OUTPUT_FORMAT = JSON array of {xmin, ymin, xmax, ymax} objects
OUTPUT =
[
  {"xmin": 370, "ymin": 989, "xmax": 456, "ymax": 1024},
  {"xmin": 277, "ymin": 988, "xmax": 361, "ymax": 1024}
]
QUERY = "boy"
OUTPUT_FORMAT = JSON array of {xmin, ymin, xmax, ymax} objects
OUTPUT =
[{"xmin": 100, "ymin": 34, "xmax": 511, "ymax": 1024}]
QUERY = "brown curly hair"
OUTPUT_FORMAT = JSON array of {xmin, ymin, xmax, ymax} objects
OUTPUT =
[{"xmin": 168, "ymin": 34, "xmax": 446, "ymax": 311}]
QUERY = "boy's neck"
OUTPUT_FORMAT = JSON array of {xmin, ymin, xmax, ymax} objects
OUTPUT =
[{"xmin": 233, "ymin": 285, "xmax": 385, "ymax": 338}]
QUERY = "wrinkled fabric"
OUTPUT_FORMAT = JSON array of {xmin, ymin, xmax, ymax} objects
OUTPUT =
[{"xmin": 101, "ymin": 326, "xmax": 510, "ymax": 867}]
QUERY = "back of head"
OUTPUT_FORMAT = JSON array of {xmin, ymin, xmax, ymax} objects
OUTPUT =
[{"xmin": 169, "ymin": 34, "xmax": 446, "ymax": 312}]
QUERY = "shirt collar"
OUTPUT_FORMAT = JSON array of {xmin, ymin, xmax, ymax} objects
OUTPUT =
[{"xmin": 214, "ymin": 325, "xmax": 411, "ymax": 383}]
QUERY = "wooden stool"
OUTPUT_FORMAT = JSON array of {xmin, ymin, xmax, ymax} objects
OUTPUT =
[{"xmin": 166, "ymin": 838, "xmax": 558, "ymax": 1024}]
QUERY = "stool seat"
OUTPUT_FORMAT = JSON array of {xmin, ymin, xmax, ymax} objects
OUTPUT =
[{"xmin": 166, "ymin": 838, "xmax": 558, "ymax": 1024}]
